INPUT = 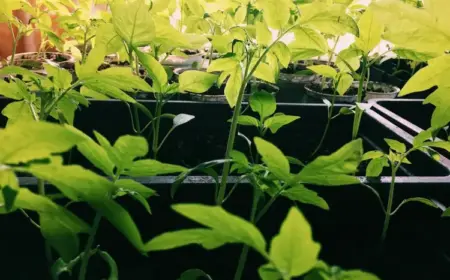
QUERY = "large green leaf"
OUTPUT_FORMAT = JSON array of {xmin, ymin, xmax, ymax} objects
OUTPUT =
[
  {"xmin": 268, "ymin": 207, "xmax": 321, "ymax": 278},
  {"xmin": 282, "ymin": 185, "xmax": 329, "ymax": 210},
  {"xmin": 423, "ymin": 87, "xmax": 450, "ymax": 129},
  {"xmin": 254, "ymin": 137, "xmax": 290, "ymax": 179},
  {"xmin": 400, "ymin": 55, "xmax": 450, "ymax": 96},
  {"xmin": 135, "ymin": 49, "xmax": 167, "ymax": 92},
  {"xmin": 271, "ymin": 42, "xmax": 291, "ymax": 68},
  {"xmin": 145, "ymin": 229, "xmax": 231, "ymax": 251},
  {"xmin": 256, "ymin": 21, "xmax": 272, "ymax": 46},
  {"xmin": 179, "ymin": 71, "xmax": 218, "ymax": 94},
  {"xmin": 300, "ymin": 3, "xmax": 359, "ymax": 36},
  {"xmin": 289, "ymin": 27, "xmax": 328, "ymax": 59},
  {"xmin": 0, "ymin": 121, "xmax": 84, "ymax": 164},
  {"xmin": 225, "ymin": 65, "xmax": 243, "ymax": 108},
  {"xmin": 171, "ymin": 204, "xmax": 266, "ymax": 254},
  {"xmin": 354, "ymin": 9, "xmax": 383, "ymax": 54},
  {"xmin": 95, "ymin": 23, "xmax": 123, "ymax": 54},
  {"xmin": 64, "ymin": 126, "xmax": 115, "ymax": 177},
  {"xmin": 111, "ymin": 0, "xmax": 156, "ymax": 47},
  {"xmin": 207, "ymin": 57, "xmax": 240, "ymax": 73},
  {"xmin": 372, "ymin": 0, "xmax": 450, "ymax": 55},
  {"xmin": 1, "ymin": 100, "xmax": 34, "ymax": 126},
  {"xmin": 264, "ymin": 114, "xmax": 300, "ymax": 133},
  {"xmin": 123, "ymin": 159, "xmax": 187, "ymax": 177},
  {"xmin": 256, "ymin": 0, "xmax": 291, "ymax": 30},
  {"xmin": 293, "ymin": 139, "xmax": 363, "ymax": 186},
  {"xmin": 250, "ymin": 90, "xmax": 277, "ymax": 120},
  {"xmin": 112, "ymin": 135, "xmax": 149, "ymax": 171},
  {"xmin": 25, "ymin": 164, "xmax": 144, "ymax": 250}
]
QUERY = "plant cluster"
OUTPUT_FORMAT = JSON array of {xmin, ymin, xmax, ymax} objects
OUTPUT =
[{"xmin": 0, "ymin": 0, "xmax": 449, "ymax": 279}]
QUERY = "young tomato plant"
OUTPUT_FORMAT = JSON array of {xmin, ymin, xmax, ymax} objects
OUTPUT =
[
  {"xmin": 307, "ymin": 64, "xmax": 354, "ymax": 156},
  {"xmin": 0, "ymin": 121, "xmax": 187, "ymax": 280},
  {"xmin": 362, "ymin": 132, "xmax": 450, "ymax": 243},
  {"xmin": 145, "ymin": 204, "xmax": 379, "ymax": 280}
]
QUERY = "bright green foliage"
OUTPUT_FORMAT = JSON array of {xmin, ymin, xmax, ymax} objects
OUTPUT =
[
  {"xmin": 261, "ymin": 207, "xmax": 321, "ymax": 279},
  {"xmin": 145, "ymin": 204, "xmax": 267, "ymax": 255},
  {"xmin": 179, "ymin": 70, "xmax": 218, "ymax": 93},
  {"xmin": 292, "ymin": 139, "xmax": 363, "ymax": 186},
  {"xmin": 255, "ymin": 137, "xmax": 291, "ymax": 179},
  {"xmin": 281, "ymin": 185, "xmax": 330, "ymax": 210},
  {"xmin": 305, "ymin": 261, "xmax": 381, "ymax": 280}
]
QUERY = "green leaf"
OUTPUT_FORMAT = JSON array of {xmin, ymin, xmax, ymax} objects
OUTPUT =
[
  {"xmin": 300, "ymin": 4, "xmax": 359, "ymax": 36},
  {"xmin": 207, "ymin": 57, "xmax": 239, "ymax": 73},
  {"xmin": 179, "ymin": 71, "xmax": 218, "ymax": 93},
  {"xmin": 423, "ymin": 87, "xmax": 450, "ymax": 129},
  {"xmin": 230, "ymin": 150, "xmax": 249, "ymax": 166},
  {"xmin": 355, "ymin": 9, "xmax": 383, "ymax": 53},
  {"xmin": 235, "ymin": 115, "xmax": 260, "ymax": 127},
  {"xmin": 290, "ymin": 27, "xmax": 328, "ymax": 59},
  {"xmin": 282, "ymin": 185, "xmax": 329, "ymax": 210},
  {"xmin": 268, "ymin": 207, "xmax": 321, "ymax": 278},
  {"xmin": 44, "ymin": 64, "xmax": 72, "ymax": 90},
  {"xmin": 27, "ymin": 165, "xmax": 143, "ymax": 250},
  {"xmin": 76, "ymin": 46, "xmax": 107, "ymax": 79},
  {"xmin": 307, "ymin": 65, "xmax": 337, "ymax": 79},
  {"xmin": 258, "ymin": 264, "xmax": 283, "ymax": 280},
  {"xmin": 0, "ymin": 121, "xmax": 84, "ymax": 164},
  {"xmin": 393, "ymin": 48, "xmax": 437, "ymax": 62},
  {"xmin": 254, "ymin": 137, "xmax": 290, "ymax": 179},
  {"xmin": 264, "ymin": 114, "xmax": 300, "ymax": 133},
  {"xmin": 385, "ymin": 139, "xmax": 407, "ymax": 153},
  {"xmin": 256, "ymin": 21, "xmax": 272, "ymax": 46},
  {"xmin": 362, "ymin": 150, "xmax": 385, "ymax": 161},
  {"xmin": 366, "ymin": 157, "xmax": 389, "ymax": 177},
  {"xmin": 253, "ymin": 62, "xmax": 276, "ymax": 83},
  {"xmin": 64, "ymin": 126, "xmax": 115, "ymax": 177},
  {"xmin": 0, "ymin": 66, "xmax": 46, "ymax": 81},
  {"xmin": 0, "ymin": 80, "xmax": 25, "ymax": 100},
  {"xmin": 135, "ymin": 49, "xmax": 168, "ymax": 92},
  {"xmin": 271, "ymin": 42, "xmax": 291, "ymax": 68},
  {"xmin": 115, "ymin": 179, "xmax": 156, "ymax": 199},
  {"xmin": 293, "ymin": 139, "xmax": 363, "ymax": 186},
  {"xmin": 2, "ymin": 100, "xmax": 34, "ymax": 126},
  {"xmin": 1, "ymin": 186, "xmax": 18, "ymax": 211},
  {"xmin": 394, "ymin": 197, "xmax": 438, "ymax": 214},
  {"xmin": 95, "ymin": 23, "xmax": 123, "ymax": 54},
  {"xmin": 442, "ymin": 208, "xmax": 450, "ymax": 217},
  {"xmin": 123, "ymin": 159, "xmax": 187, "ymax": 177},
  {"xmin": 178, "ymin": 269, "xmax": 212, "ymax": 280},
  {"xmin": 336, "ymin": 73, "xmax": 353, "ymax": 96},
  {"xmin": 40, "ymin": 212, "xmax": 80, "ymax": 262},
  {"xmin": 257, "ymin": 0, "xmax": 291, "ymax": 29},
  {"xmin": 400, "ymin": 55, "xmax": 450, "ymax": 97},
  {"xmin": 171, "ymin": 204, "xmax": 266, "ymax": 254},
  {"xmin": 112, "ymin": 135, "xmax": 149, "ymax": 171},
  {"xmin": 250, "ymin": 90, "xmax": 277, "ymax": 120},
  {"xmin": 111, "ymin": 0, "xmax": 155, "ymax": 47},
  {"xmin": 98, "ymin": 67, "xmax": 153, "ymax": 92},
  {"xmin": 225, "ymin": 65, "xmax": 244, "ymax": 108},
  {"xmin": 145, "ymin": 228, "xmax": 231, "ymax": 251},
  {"xmin": 336, "ymin": 47, "xmax": 362, "ymax": 73}
]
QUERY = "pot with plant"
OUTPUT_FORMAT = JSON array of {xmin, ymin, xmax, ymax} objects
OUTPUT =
[{"xmin": 0, "ymin": 0, "xmax": 76, "ymax": 73}]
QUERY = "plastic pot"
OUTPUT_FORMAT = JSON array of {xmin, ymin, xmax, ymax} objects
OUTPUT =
[
  {"xmin": 161, "ymin": 50, "xmax": 206, "ymax": 68},
  {"xmin": 6, "ymin": 52, "xmax": 75, "ymax": 73},
  {"xmin": 305, "ymin": 81, "xmax": 399, "ymax": 104}
]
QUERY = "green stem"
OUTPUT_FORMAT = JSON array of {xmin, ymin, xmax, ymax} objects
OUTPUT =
[
  {"xmin": 78, "ymin": 213, "xmax": 102, "ymax": 280},
  {"xmin": 216, "ymin": 27, "xmax": 295, "ymax": 205},
  {"xmin": 152, "ymin": 100, "xmax": 163, "ymax": 159},
  {"xmin": 233, "ymin": 183, "xmax": 261, "ymax": 280},
  {"xmin": 38, "ymin": 179, "xmax": 53, "ymax": 265},
  {"xmin": 7, "ymin": 22, "xmax": 19, "ymax": 65},
  {"xmin": 381, "ymin": 164, "xmax": 398, "ymax": 243},
  {"xmin": 321, "ymin": 36, "xmax": 340, "ymax": 90},
  {"xmin": 82, "ymin": 28, "xmax": 89, "ymax": 64},
  {"xmin": 351, "ymin": 56, "xmax": 368, "ymax": 139},
  {"xmin": 311, "ymin": 86, "xmax": 337, "ymax": 157}
]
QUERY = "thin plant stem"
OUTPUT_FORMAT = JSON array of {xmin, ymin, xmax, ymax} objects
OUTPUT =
[
  {"xmin": 321, "ymin": 36, "xmax": 340, "ymax": 90},
  {"xmin": 38, "ymin": 179, "xmax": 53, "ymax": 265},
  {"xmin": 351, "ymin": 55, "xmax": 368, "ymax": 139},
  {"xmin": 78, "ymin": 213, "xmax": 102, "ymax": 280},
  {"xmin": 152, "ymin": 100, "xmax": 163, "ymax": 159},
  {"xmin": 380, "ymin": 164, "xmax": 398, "ymax": 243},
  {"xmin": 311, "ymin": 86, "xmax": 338, "ymax": 157},
  {"xmin": 233, "ymin": 183, "xmax": 261, "ymax": 280},
  {"xmin": 82, "ymin": 28, "xmax": 89, "ymax": 63},
  {"xmin": 7, "ymin": 22, "xmax": 19, "ymax": 65},
  {"xmin": 19, "ymin": 209, "xmax": 40, "ymax": 229},
  {"xmin": 216, "ymin": 27, "xmax": 295, "ymax": 205}
]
